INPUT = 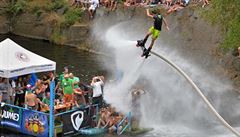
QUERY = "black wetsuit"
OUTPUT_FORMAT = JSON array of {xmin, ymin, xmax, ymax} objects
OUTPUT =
[{"xmin": 153, "ymin": 15, "xmax": 163, "ymax": 31}]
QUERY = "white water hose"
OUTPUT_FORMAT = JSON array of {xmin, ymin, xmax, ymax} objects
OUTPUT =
[{"xmin": 150, "ymin": 51, "xmax": 240, "ymax": 137}]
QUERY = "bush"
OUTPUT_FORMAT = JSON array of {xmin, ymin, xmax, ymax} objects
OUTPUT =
[
  {"xmin": 47, "ymin": 0, "xmax": 66, "ymax": 11},
  {"xmin": 7, "ymin": 0, "xmax": 27, "ymax": 16},
  {"xmin": 50, "ymin": 29, "xmax": 66, "ymax": 45},
  {"xmin": 61, "ymin": 8, "xmax": 82, "ymax": 28},
  {"xmin": 32, "ymin": 5, "xmax": 43, "ymax": 18}
]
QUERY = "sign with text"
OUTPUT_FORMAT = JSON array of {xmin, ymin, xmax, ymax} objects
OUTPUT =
[
  {"xmin": 0, "ymin": 104, "xmax": 22, "ymax": 130},
  {"xmin": 21, "ymin": 110, "xmax": 49, "ymax": 137}
]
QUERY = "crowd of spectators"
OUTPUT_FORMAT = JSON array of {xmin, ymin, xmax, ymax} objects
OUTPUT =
[
  {"xmin": 0, "ymin": 66, "xmax": 131, "ymax": 134},
  {"xmin": 70, "ymin": 0, "xmax": 210, "ymax": 19},
  {"xmin": 97, "ymin": 105, "xmax": 127, "ymax": 134},
  {"xmin": 0, "ymin": 66, "xmax": 106, "ymax": 112}
]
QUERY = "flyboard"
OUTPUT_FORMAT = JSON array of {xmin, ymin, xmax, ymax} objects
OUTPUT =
[
  {"xmin": 136, "ymin": 39, "xmax": 151, "ymax": 58},
  {"xmin": 135, "ymin": 40, "xmax": 240, "ymax": 137}
]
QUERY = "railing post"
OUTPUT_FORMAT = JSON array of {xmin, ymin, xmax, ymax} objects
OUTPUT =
[{"xmin": 49, "ymin": 81, "xmax": 55, "ymax": 137}]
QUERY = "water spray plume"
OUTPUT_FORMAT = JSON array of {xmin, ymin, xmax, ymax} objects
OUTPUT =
[{"xmin": 93, "ymin": 18, "xmax": 240, "ymax": 136}]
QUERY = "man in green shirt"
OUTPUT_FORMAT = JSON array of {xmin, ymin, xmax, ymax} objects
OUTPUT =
[
  {"xmin": 69, "ymin": 73, "xmax": 80, "ymax": 89},
  {"xmin": 62, "ymin": 74, "xmax": 74, "ymax": 103},
  {"xmin": 69, "ymin": 73, "xmax": 86, "ymax": 107},
  {"xmin": 59, "ymin": 67, "xmax": 69, "ymax": 83}
]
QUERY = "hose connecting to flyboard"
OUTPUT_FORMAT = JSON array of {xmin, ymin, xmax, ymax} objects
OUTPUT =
[{"xmin": 150, "ymin": 51, "xmax": 240, "ymax": 137}]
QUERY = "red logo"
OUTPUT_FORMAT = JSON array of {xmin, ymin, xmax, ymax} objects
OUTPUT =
[{"xmin": 15, "ymin": 52, "xmax": 30, "ymax": 62}]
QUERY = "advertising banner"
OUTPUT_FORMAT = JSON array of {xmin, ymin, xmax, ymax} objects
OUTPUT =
[
  {"xmin": 0, "ymin": 104, "xmax": 22, "ymax": 130},
  {"xmin": 21, "ymin": 110, "xmax": 49, "ymax": 137},
  {"xmin": 62, "ymin": 108, "xmax": 91, "ymax": 136}
]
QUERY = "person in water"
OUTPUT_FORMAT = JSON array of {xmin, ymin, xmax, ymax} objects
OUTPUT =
[{"xmin": 138, "ymin": 9, "xmax": 169, "ymax": 57}]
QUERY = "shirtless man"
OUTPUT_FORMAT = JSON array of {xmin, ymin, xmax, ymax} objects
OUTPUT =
[{"xmin": 25, "ymin": 85, "xmax": 38, "ymax": 110}]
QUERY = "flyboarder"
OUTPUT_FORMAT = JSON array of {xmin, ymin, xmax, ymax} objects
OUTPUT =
[{"xmin": 137, "ymin": 9, "xmax": 169, "ymax": 58}]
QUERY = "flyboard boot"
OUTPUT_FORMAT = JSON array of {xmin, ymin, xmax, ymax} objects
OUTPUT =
[{"xmin": 141, "ymin": 47, "xmax": 151, "ymax": 58}]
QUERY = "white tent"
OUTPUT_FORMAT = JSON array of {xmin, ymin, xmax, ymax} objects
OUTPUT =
[{"xmin": 0, "ymin": 38, "xmax": 56, "ymax": 78}]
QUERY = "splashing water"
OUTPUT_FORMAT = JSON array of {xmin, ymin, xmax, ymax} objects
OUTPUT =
[{"xmin": 92, "ymin": 19, "xmax": 240, "ymax": 136}]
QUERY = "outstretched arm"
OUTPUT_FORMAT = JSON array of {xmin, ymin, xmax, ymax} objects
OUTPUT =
[
  {"xmin": 146, "ymin": 9, "xmax": 153, "ymax": 18},
  {"xmin": 163, "ymin": 17, "xmax": 170, "ymax": 31}
]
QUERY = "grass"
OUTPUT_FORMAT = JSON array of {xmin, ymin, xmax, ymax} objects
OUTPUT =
[
  {"xmin": 7, "ymin": 0, "xmax": 27, "ymax": 16},
  {"xmin": 50, "ymin": 28, "xmax": 66, "ymax": 45},
  {"xmin": 46, "ymin": 0, "xmax": 67, "ymax": 11},
  {"xmin": 201, "ymin": 0, "xmax": 240, "ymax": 53},
  {"xmin": 61, "ymin": 8, "xmax": 83, "ymax": 28}
]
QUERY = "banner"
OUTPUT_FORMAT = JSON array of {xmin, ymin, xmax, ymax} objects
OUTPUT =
[
  {"xmin": 21, "ymin": 110, "xmax": 49, "ymax": 137},
  {"xmin": 0, "ymin": 104, "xmax": 22, "ymax": 130},
  {"xmin": 62, "ymin": 108, "xmax": 91, "ymax": 136}
]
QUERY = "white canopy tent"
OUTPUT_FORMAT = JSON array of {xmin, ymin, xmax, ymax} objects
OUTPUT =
[{"xmin": 0, "ymin": 38, "xmax": 56, "ymax": 78}]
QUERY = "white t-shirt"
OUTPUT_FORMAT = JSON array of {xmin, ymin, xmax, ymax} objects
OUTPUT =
[
  {"xmin": 92, "ymin": 81, "xmax": 103, "ymax": 97},
  {"xmin": 90, "ymin": 0, "xmax": 99, "ymax": 7}
]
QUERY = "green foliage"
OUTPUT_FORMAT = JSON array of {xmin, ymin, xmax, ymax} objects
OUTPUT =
[
  {"xmin": 32, "ymin": 5, "xmax": 43, "ymax": 18},
  {"xmin": 47, "ymin": 0, "xmax": 66, "ymax": 11},
  {"xmin": 61, "ymin": 8, "xmax": 82, "ymax": 28},
  {"xmin": 50, "ymin": 29, "xmax": 66, "ymax": 45},
  {"xmin": 7, "ymin": 0, "xmax": 27, "ymax": 16},
  {"xmin": 202, "ymin": 0, "xmax": 240, "ymax": 53}
]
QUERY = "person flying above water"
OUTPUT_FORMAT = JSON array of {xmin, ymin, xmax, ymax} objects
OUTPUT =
[{"xmin": 137, "ymin": 9, "xmax": 169, "ymax": 58}]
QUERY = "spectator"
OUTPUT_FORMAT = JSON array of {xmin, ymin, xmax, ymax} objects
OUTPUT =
[
  {"xmin": 25, "ymin": 85, "xmax": 38, "ymax": 110},
  {"xmin": 69, "ymin": 73, "xmax": 86, "ymax": 107},
  {"xmin": 62, "ymin": 74, "xmax": 74, "ymax": 103},
  {"xmin": 131, "ymin": 88, "xmax": 146, "ymax": 128},
  {"xmin": 0, "ymin": 78, "xmax": 11, "ymax": 104},
  {"xmin": 200, "ymin": 0, "xmax": 209, "ymax": 8},
  {"xmin": 165, "ymin": 0, "xmax": 172, "ymax": 7},
  {"xmin": 59, "ymin": 67, "xmax": 69, "ymax": 84},
  {"xmin": 110, "ymin": 0, "xmax": 118, "ymax": 11},
  {"xmin": 80, "ymin": 0, "xmax": 89, "ymax": 10},
  {"xmin": 0, "ymin": 78, "xmax": 3, "ymax": 102},
  {"xmin": 14, "ymin": 77, "xmax": 25, "ymax": 107},
  {"xmin": 41, "ymin": 92, "xmax": 51, "ymax": 106},
  {"xmin": 10, "ymin": 79, "xmax": 16, "ymax": 104},
  {"xmin": 35, "ymin": 83, "xmax": 45, "ymax": 101},
  {"xmin": 88, "ymin": 0, "xmax": 99, "ymax": 19},
  {"xmin": 124, "ymin": 0, "xmax": 136, "ymax": 7},
  {"xmin": 167, "ymin": 2, "xmax": 185, "ymax": 14},
  {"xmin": 71, "ymin": 0, "xmax": 81, "ymax": 7},
  {"xmin": 91, "ymin": 76, "xmax": 104, "ymax": 107}
]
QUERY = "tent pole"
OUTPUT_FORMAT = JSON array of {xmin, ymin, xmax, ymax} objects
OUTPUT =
[
  {"xmin": 6, "ymin": 78, "xmax": 11, "ymax": 104},
  {"xmin": 49, "ymin": 71, "xmax": 55, "ymax": 137}
]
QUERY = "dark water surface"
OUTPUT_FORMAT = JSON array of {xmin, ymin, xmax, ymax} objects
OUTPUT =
[{"xmin": 0, "ymin": 34, "xmax": 111, "ymax": 83}]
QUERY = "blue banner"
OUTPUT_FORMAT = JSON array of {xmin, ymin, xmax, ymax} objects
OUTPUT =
[
  {"xmin": 1, "ymin": 104, "xmax": 22, "ymax": 130},
  {"xmin": 21, "ymin": 110, "xmax": 49, "ymax": 137}
]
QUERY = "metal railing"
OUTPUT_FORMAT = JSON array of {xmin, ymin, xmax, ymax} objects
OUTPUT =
[{"xmin": 117, "ymin": 112, "xmax": 131, "ymax": 135}]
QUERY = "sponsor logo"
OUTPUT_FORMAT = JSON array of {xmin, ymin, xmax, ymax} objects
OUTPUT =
[
  {"xmin": 15, "ymin": 52, "xmax": 30, "ymax": 62},
  {"xmin": 2, "ymin": 108, "xmax": 19, "ymax": 122},
  {"xmin": 71, "ymin": 111, "xmax": 84, "ymax": 131}
]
